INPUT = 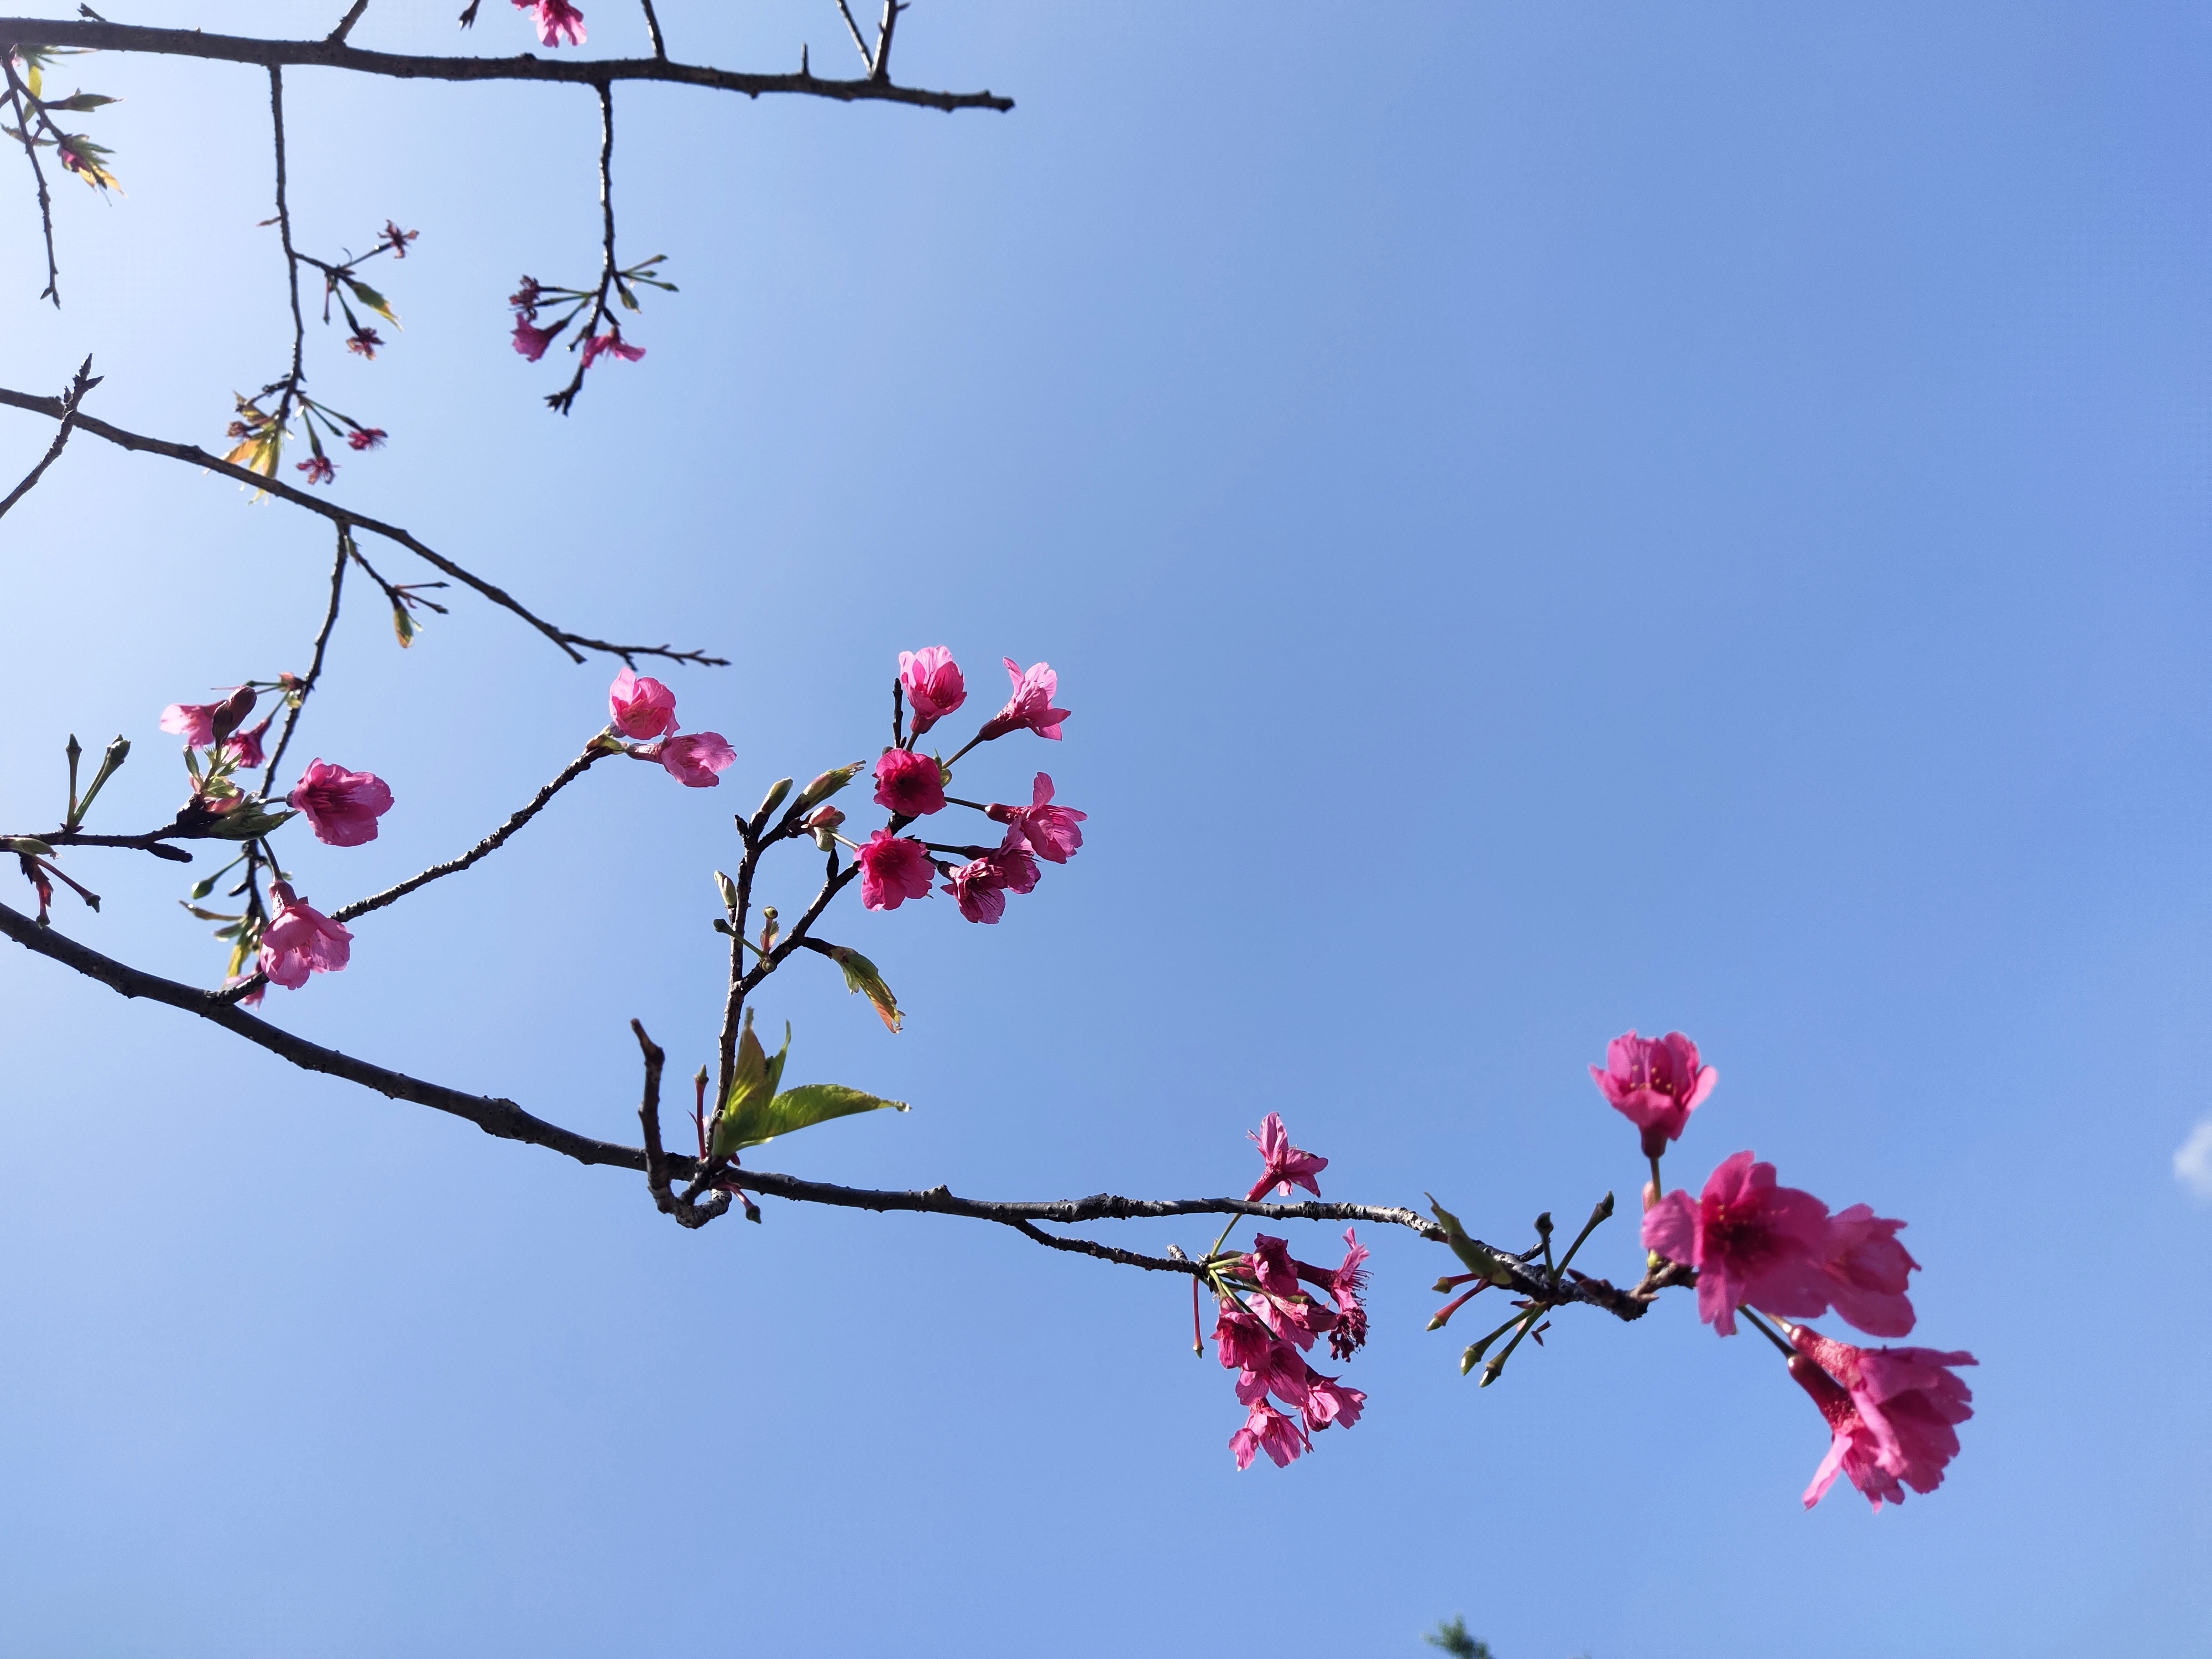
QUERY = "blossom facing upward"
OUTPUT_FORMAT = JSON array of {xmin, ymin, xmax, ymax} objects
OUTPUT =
[
  {"xmin": 898, "ymin": 646, "xmax": 966, "ymax": 736},
  {"xmin": 1229, "ymin": 1401, "xmax": 1308, "ymax": 1470},
  {"xmin": 512, "ymin": 319, "xmax": 557, "ymax": 362},
  {"xmin": 873, "ymin": 748, "xmax": 947, "ymax": 817},
  {"xmin": 607, "ymin": 667, "xmax": 678, "ymax": 740},
  {"xmin": 856, "ymin": 830, "xmax": 935, "ymax": 911},
  {"xmin": 986, "ymin": 773, "xmax": 1086, "ymax": 863},
  {"xmin": 1821, "ymin": 1203, "xmax": 1920, "ymax": 1338},
  {"xmin": 654, "ymin": 732, "xmax": 735, "ymax": 789},
  {"xmin": 1789, "ymin": 1324, "xmax": 1976, "ymax": 1510},
  {"xmin": 977, "ymin": 659, "xmax": 1070, "ymax": 742},
  {"xmin": 1641, "ymin": 1150, "xmax": 1832, "ymax": 1336},
  {"xmin": 514, "ymin": 0, "xmax": 586, "ymax": 48},
  {"xmin": 286, "ymin": 759, "xmax": 394, "ymax": 848},
  {"xmin": 160, "ymin": 700, "xmax": 222, "ymax": 748},
  {"xmin": 1590, "ymin": 1029, "xmax": 1717, "ymax": 1156},
  {"xmin": 1246, "ymin": 1111, "xmax": 1328, "ymax": 1202},
  {"xmin": 259, "ymin": 882, "xmax": 352, "ymax": 990}
]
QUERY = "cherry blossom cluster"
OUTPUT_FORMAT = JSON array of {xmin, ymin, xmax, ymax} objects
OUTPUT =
[
  {"xmin": 155, "ymin": 682, "xmax": 392, "ymax": 999},
  {"xmin": 847, "ymin": 649, "xmax": 1085, "ymax": 924},
  {"xmin": 508, "ymin": 260, "xmax": 671, "ymax": 383},
  {"xmin": 1610, "ymin": 1032, "xmax": 1976, "ymax": 1509},
  {"xmin": 1199, "ymin": 1115, "xmax": 1369, "ymax": 1469},
  {"xmin": 601, "ymin": 669, "xmax": 736, "ymax": 786}
]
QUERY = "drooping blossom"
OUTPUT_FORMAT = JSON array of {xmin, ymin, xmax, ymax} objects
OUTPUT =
[
  {"xmin": 1319, "ymin": 1228, "xmax": 1370, "ymax": 1361},
  {"xmin": 1641, "ymin": 1150, "xmax": 1832, "ymax": 1337},
  {"xmin": 514, "ymin": 0, "xmax": 586, "ymax": 48},
  {"xmin": 346, "ymin": 427, "xmax": 388, "ymax": 451},
  {"xmin": 259, "ymin": 882, "xmax": 353, "ymax": 990},
  {"xmin": 1300, "ymin": 1368, "xmax": 1366, "ymax": 1433},
  {"xmin": 1231, "ymin": 1332, "xmax": 1314, "ymax": 1412},
  {"xmin": 987, "ymin": 773, "xmax": 1086, "ymax": 863},
  {"xmin": 898, "ymin": 646, "xmax": 966, "ymax": 736},
  {"xmin": 160, "ymin": 700, "xmax": 221, "ymax": 748},
  {"xmin": 220, "ymin": 716, "xmax": 272, "ymax": 771},
  {"xmin": 873, "ymin": 748, "xmax": 947, "ymax": 817},
  {"xmin": 1821, "ymin": 1204, "xmax": 1919, "ymax": 1338},
  {"xmin": 1590, "ymin": 1029, "xmax": 1717, "ymax": 1156},
  {"xmin": 1213, "ymin": 1303, "xmax": 1275, "ymax": 1374},
  {"xmin": 345, "ymin": 327, "xmax": 384, "ymax": 359},
  {"xmin": 287, "ymin": 759, "xmax": 394, "ymax": 848},
  {"xmin": 1243, "ymin": 1234, "xmax": 1337, "ymax": 1352},
  {"xmin": 581, "ymin": 330, "xmax": 644, "ymax": 367},
  {"xmin": 976, "ymin": 659, "xmax": 1070, "ymax": 742},
  {"xmin": 296, "ymin": 455, "xmax": 336, "ymax": 486},
  {"xmin": 988, "ymin": 832, "xmax": 1039, "ymax": 895},
  {"xmin": 1788, "ymin": 1324, "xmax": 1976, "ymax": 1510},
  {"xmin": 512, "ymin": 318, "xmax": 558, "ymax": 362},
  {"xmin": 223, "ymin": 973, "xmax": 266, "ymax": 1009},
  {"xmin": 943, "ymin": 856, "xmax": 1008, "ymax": 924},
  {"xmin": 653, "ymin": 732, "xmax": 736, "ymax": 788},
  {"xmin": 1246, "ymin": 1111, "xmax": 1328, "ymax": 1202},
  {"xmin": 1229, "ymin": 1401, "xmax": 1308, "ymax": 1470},
  {"xmin": 607, "ymin": 667, "xmax": 679, "ymax": 740},
  {"xmin": 855, "ymin": 830, "xmax": 935, "ymax": 911}
]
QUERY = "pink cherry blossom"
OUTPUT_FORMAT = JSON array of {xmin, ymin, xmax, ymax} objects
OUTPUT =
[
  {"xmin": 1229, "ymin": 1401, "xmax": 1309, "ymax": 1470},
  {"xmin": 1246, "ymin": 1110, "xmax": 1328, "ymax": 1202},
  {"xmin": 1641, "ymin": 1150, "xmax": 1832, "ymax": 1336},
  {"xmin": 296, "ymin": 455, "xmax": 336, "ymax": 486},
  {"xmin": 512, "ymin": 318, "xmax": 558, "ymax": 361},
  {"xmin": 220, "ymin": 716, "xmax": 272, "ymax": 771},
  {"xmin": 513, "ymin": 0, "xmax": 586, "ymax": 48},
  {"xmin": 581, "ymin": 330, "xmax": 643, "ymax": 367},
  {"xmin": 1821, "ymin": 1203, "xmax": 1920, "ymax": 1338},
  {"xmin": 855, "ymin": 830, "xmax": 935, "ymax": 911},
  {"xmin": 286, "ymin": 759, "xmax": 395, "ymax": 848},
  {"xmin": 1299, "ymin": 1367, "xmax": 1366, "ymax": 1433},
  {"xmin": 976, "ymin": 659, "xmax": 1070, "ymax": 742},
  {"xmin": 607, "ymin": 667, "xmax": 678, "ymax": 740},
  {"xmin": 1590, "ymin": 1030, "xmax": 1717, "ymax": 1156},
  {"xmin": 1244, "ymin": 1234, "xmax": 1337, "ymax": 1352},
  {"xmin": 1321, "ymin": 1228, "xmax": 1370, "ymax": 1360},
  {"xmin": 1212, "ymin": 1304, "xmax": 1275, "ymax": 1374},
  {"xmin": 346, "ymin": 427, "xmax": 387, "ymax": 451},
  {"xmin": 1232, "ymin": 1334, "xmax": 1314, "ymax": 1412},
  {"xmin": 259, "ymin": 882, "xmax": 353, "ymax": 990},
  {"xmin": 986, "ymin": 773, "xmax": 1086, "ymax": 863},
  {"xmin": 873, "ymin": 748, "xmax": 946, "ymax": 817},
  {"xmin": 989, "ymin": 832, "xmax": 1039, "ymax": 895},
  {"xmin": 654, "ymin": 732, "xmax": 735, "ymax": 788},
  {"xmin": 898, "ymin": 646, "xmax": 967, "ymax": 737},
  {"xmin": 160, "ymin": 700, "xmax": 221, "ymax": 747},
  {"xmin": 943, "ymin": 856, "xmax": 1007, "ymax": 924},
  {"xmin": 1790, "ymin": 1324, "xmax": 1976, "ymax": 1510},
  {"xmin": 223, "ymin": 973, "xmax": 266, "ymax": 1009}
]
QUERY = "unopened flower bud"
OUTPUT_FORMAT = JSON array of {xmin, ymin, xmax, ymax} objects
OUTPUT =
[
  {"xmin": 795, "ymin": 762, "xmax": 864, "ymax": 810},
  {"xmin": 755, "ymin": 776, "xmax": 794, "ymax": 820},
  {"xmin": 210, "ymin": 685, "xmax": 257, "ymax": 743},
  {"xmin": 803, "ymin": 803, "xmax": 845, "ymax": 851},
  {"xmin": 714, "ymin": 870, "xmax": 739, "ymax": 912}
]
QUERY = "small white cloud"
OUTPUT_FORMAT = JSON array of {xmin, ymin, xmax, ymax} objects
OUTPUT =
[{"xmin": 2176, "ymin": 1119, "xmax": 2212, "ymax": 1202}]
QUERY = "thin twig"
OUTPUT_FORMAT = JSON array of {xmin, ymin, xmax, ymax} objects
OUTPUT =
[
  {"xmin": 0, "ymin": 385, "xmax": 727, "ymax": 667},
  {"xmin": 260, "ymin": 525, "xmax": 349, "ymax": 792},
  {"xmin": 0, "ymin": 17, "xmax": 1015, "ymax": 112},
  {"xmin": 832, "ymin": 0, "xmax": 872, "ymax": 68},
  {"xmin": 869, "ymin": 0, "xmax": 903, "ymax": 82},
  {"xmin": 267, "ymin": 67, "xmax": 307, "ymax": 425},
  {"xmin": 547, "ymin": 81, "xmax": 618, "ymax": 416},
  {"xmin": 633, "ymin": 1019, "xmax": 730, "ymax": 1228},
  {"xmin": 330, "ymin": 745, "xmax": 606, "ymax": 924},
  {"xmin": 0, "ymin": 353, "xmax": 94, "ymax": 519},
  {"xmin": 637, "ymin": 0, "xmax": 665, "ymax": 59},
  {"xmin": 0, "ymin": 53, "xmax": 59, "ymax": 303},
  {"xmin": 326, "ymin": 0, "xmax": 371, "ymax": 44}
]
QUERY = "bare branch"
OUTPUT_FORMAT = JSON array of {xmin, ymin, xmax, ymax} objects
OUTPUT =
[
  {"xmin": 14, "ymin": 829, "xmax": 192, "ymax": 863},
  {"xmin": 259, "ymin": 526, "xmax": 351, "ymax": 793},
  {"xmin": 326, "ymin": 0, "xmax": 371, "ymax": 45},
  {"xmin": 0, "ymin": 352, "xmax": 94, "ymax": 519},
  {"xmin": 832, "ymin": 0, "xmax": 872, "ymax": 69},
  {"xmin": 637, "ymin": 0, "xmax": 665, "ymax": 60},
  {"xmin": 267, "ymin": 67, "xmax": 307, "ymax": 413},
  {"xmin": 330, "ymin": 743, "xmax": 607, "ymax": 924},
  {"xmin": 0, "ymin": 50, "xmax": 59, "ymax": 304},
  {"xmin": 869, "ymin": 0, "xmax": 903, "ymax": 82},
  {"xmin": 546, "ymin": 81, "xmax": 618, "ymax": 417},
  {"xmin": 633, "ymin": 1019, "xmax": 731, "ymax": 1228},
  {"xmin": 0, "ymin": 18, "xmax": 1015, "ymax": 113},
  {"xmin": 0, "ymin": 384, "xmax": 728, "ymax": 667}
]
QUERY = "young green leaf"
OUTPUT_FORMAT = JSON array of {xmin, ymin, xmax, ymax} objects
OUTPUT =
[
  {"xmin": 713, "ymin": 1082, "xmax": 909, "ymax": 1156},
  {"xmin": 343, "ymin": 276, "xmax": 399, "ymax": 327}
]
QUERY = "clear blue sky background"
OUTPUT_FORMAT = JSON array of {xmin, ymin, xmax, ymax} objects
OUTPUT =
[{"xmin": 2, "ymin": 2, "xmax": 2208, "ymax": 1653}]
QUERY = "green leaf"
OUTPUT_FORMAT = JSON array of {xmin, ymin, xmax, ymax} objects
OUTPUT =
[
  {"xmin": 826, "ymin": 944, "xmax": 901, "ymax": 1034},
  {"xmin": 343, "ymin": 276, "xmax": 399, "ymax": 327},
  {"xmin": 392, "ymin": 604, "xmax": 415, "ymax": 648},
  {"xmin": 45, "ymin": 92, "xmax": 118, "ymax": 113},
  {"xmin": 1427, "ymin": 1193, "xmax": 1517, "ymax": 1286},
  {"xmin": 713, "ymin": 1082, "xmax": 908, "ymax": 1156}
]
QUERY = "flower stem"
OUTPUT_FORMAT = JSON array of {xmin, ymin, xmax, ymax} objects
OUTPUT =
[{"xmin": 1738, "ymin": 1306, "xmax": 1795, "ymax": 1361}]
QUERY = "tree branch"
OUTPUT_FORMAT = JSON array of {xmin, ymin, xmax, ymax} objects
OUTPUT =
[
  {"xmin": 0, "ymin": 49, "xmax": 59, "ymax": 304},
  {"xmin": 0, "ymin": 384, "xmax": 727, "ymax": 667},
  {"xmin": 0, "ymin": 351, "xmax": 92, "ymax": 519},
  {"xmin": 259, "ymin": 526, "xmax": 350, "ymax": 794},
  {"xmin": 0, "ymin": 19, "xmax": 1014, "ymax": 112},
  {"xmin": 330, "ymin": 743, "xmax": 606, "ymax": 924}
]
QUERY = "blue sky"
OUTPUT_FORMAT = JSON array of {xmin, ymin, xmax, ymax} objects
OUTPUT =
[{"xmin": 2, "ymin": 2, "xmax": 2209, "ymax": 1653}]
